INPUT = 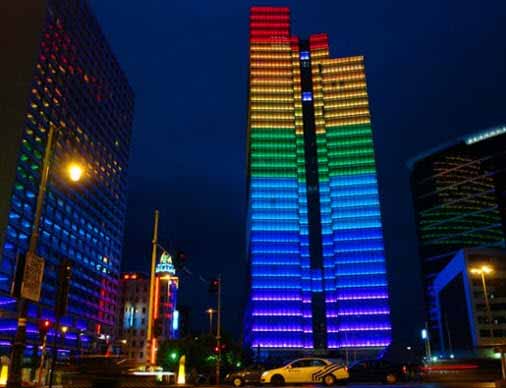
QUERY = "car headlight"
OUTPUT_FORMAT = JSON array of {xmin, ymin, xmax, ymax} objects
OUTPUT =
[
  {"xmin": 261, "ymin": 371, "xmax": 268, "ymax": 378},
  {"xmin": 225, "ymin": 374, "xmax": 230, "ymax": 379}
]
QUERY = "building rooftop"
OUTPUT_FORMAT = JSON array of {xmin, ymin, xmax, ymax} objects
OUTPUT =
[{"xmin": 407, "ymin": 123, "xmax": 506, "ymax": 170}]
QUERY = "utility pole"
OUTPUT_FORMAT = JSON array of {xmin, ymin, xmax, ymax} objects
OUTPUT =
[
  {"xmin": 216, "ymin": 274, "xmax": 222, "ymax": 386},
  {"xmin": 147, "ymin": 210, "xmax": 159, "ymax": 365},
  {"xmin": 7, "ymin": 124, "xmax": 56, "ymax": 388}
]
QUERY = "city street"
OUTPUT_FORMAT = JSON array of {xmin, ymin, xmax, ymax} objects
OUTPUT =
[{"xmin": 254, "ymin": 385, "xmax": 496, "ymax": 388}]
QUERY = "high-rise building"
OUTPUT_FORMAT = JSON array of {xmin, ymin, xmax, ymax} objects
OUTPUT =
[
  {"xmin": 118, "ymin": 253, "xmax": 179, "ymax": 366},
  {"xmin": 0, "ymin": 0, "xmax": 133, "ymax": 356},
  {"xmin": 244, "ymin": 6, "xmax": 391, "ymax": 356},
  {"xmin": 409, "ymin": 124, "xmax": 506, "ymax": 345}
]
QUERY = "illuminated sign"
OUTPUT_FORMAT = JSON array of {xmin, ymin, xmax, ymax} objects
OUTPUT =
[{"xmin": 156, "ymin": 251, "xmax": 176, "ymax": 275}]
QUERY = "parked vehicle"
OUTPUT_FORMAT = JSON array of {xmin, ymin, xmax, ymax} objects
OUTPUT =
[
  {"xmin": 225, "ymin": 364, "xmax": 264, "ymax": 387},
  {"xmin": 348, "ymin": 359, "xmax": 408, "ymax": 384},
  {"xmin": 261, "ymin": 357, "xmax": 349, "ymax": 386}
]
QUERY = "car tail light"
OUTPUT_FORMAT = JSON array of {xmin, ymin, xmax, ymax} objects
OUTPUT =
[{"xmin": 402, "ymin": 366, "xmax": 407, "ymax": 374}]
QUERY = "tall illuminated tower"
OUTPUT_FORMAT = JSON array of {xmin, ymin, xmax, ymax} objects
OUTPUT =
[{"xmin": 245, "ymin": 6, "xmax": 391, "ymax": 356}]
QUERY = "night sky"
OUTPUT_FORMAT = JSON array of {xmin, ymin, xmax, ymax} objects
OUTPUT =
[{"xmin": 89, "ymin": 0, "xmax": 506, "ymax": 344}]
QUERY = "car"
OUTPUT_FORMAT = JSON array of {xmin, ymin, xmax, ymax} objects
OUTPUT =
[
  {"xmin": 261, "ymin": 358, "xmax": 349, "ymax": 386},
  {"xmin": 348, "ymin": 359, "xmax": 408, "ymax": 384},
  {"xmin": 225, "ymin": 364, "xmax": 264, "ymax": 387}
]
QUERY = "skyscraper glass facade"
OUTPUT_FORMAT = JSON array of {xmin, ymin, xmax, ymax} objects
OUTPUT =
[
  {"xmin": 410, "ymin": 124, "xmax": 506, "ymax": 345},
  {"xmin": 245, "ymin": 6, "xmax": 391, "ymax": 353},
  {"xmin": 0, "ymin": 0, "xmax": 133, "ymax": 355}
]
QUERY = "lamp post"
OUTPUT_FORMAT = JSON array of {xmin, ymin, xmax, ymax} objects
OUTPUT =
[
  {"xmin": 470, "ymin": 265, "xmax": 494, "ymax": 327},
  {"xmin": 421, "ymin": 327, "xmax": 431, "ymax": 364},
  {"xmin": 206, "ymin": 308, "xmax": 216, "ymax": 335},
  {"xmin": 7, "ymin": 123, "xmax": 84, "ymax": 388}
]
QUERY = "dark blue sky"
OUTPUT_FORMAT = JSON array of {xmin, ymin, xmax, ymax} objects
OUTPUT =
[{"xmin": 89, "ymin": 0, "xmax": 506, "ymax": 343}]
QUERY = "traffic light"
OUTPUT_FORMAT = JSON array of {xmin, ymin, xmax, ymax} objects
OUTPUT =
[
  {"xmin": 38, "ymin": 319, "xmax": 51, "ymax": 336},
  {"xmin": 213, "ymin": 345, "xmax": 220, "ymax": 354},
  {"xmin": 208, "ymin": 279, "xmax": 219, "ymax": 293},
  {"xmin": 55, "ymin": 259, "xmax": 72, "ymax": 318}
]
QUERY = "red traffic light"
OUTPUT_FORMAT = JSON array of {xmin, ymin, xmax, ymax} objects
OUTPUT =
[
  {"xmin": 208, "ymin": 278, "xmax": 220, "ymax": 293},
  {"xmin": 214, "ymin": 346, "xmax": 220, "ymax": 353},
  {"xmin": 38, "ymin": 319, "xmax": 51, "ymax": 335}
]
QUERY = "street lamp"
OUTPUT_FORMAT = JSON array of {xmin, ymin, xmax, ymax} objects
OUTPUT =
[
  {"xmin": 67, "ymin": 163, "xmax": 84, "ymax": 182},
  {"xmin": 469, "ymin": 265, "xmax": 494, "ymax": 325},
  {"xmin": 206, "ymin": 308, "xmax": 216, "ymax": 335},
  {"xmin": 7, "ymin": 123, "xmax": 84, "ymax": 388}
]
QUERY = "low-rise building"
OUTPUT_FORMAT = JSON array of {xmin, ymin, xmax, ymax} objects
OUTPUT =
[
  {"xmin": 434, "ymin": 248, "xmax": 506, "ymax": 358},
  {"xmin": 118, "ymin": 272, "xmax": 149, "ymax": 364}
]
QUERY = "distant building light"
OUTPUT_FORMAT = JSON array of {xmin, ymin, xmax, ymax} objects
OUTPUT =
[
  {"xmin": 465, "ymin": 125, "xmax": 506, "ymax": 145},
  {"xmin": 173, "ymin": 310, "xmax": 179, "ymax": 331},
  {"xmin": 302, "ymin": 91, "xmax": 313, "ymax": 101},
  {"xmin": 421, "ymin": 329, "xmax": 428, "ymax": 340},
  {"xmin": 450, "ymin": 354, "xmax": 455, "ymax": 359},
  {"xmin": 300, "ymin": 51, "xmax": 310, "ymax": 60}
]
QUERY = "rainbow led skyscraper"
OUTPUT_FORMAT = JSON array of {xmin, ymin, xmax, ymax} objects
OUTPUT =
[{"xmin": 244, "ymin": 6, "xmax": 391, "ymax": 356}]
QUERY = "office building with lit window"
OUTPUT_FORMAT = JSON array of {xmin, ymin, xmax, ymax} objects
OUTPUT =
[
  {"xmin": 119, "ymin": 254, "xmax": 179, "ymax": 366},
  {"xmin": 0, "ymin": 0, "xmax": 134, "ymax": 356},
  {"xmin": 244, "ymin": 6, "xmax": 392, "ymax": 356},
  {"xmin": 118, "ymin": 273, "xmax": 149, "ymax": 364},
  {"xmin": 409, "ymin": 124, "xmax": 506, "ymax": 347},
  {"xmin": 433, "ymin": 248, "xmax": 506, "ymax": 357}
]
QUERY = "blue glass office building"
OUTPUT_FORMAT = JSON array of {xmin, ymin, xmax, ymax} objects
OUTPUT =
[{"xmin": 0, "ymin": 0, "xmax": 134, "ymax": 355}]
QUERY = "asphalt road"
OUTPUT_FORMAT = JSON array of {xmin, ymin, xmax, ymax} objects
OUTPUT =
[{"xmin": 264, "ymin": 384, "xmax": 497, "ymax": 388}]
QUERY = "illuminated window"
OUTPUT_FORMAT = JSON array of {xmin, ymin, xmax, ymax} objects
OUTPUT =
[
  {"xmin": 302, "ymin": 92, "xmax": 313, "ymax": 101},
  {"xmin": 300, "ymin": 51, "xmax": 310, "ymax": 60}
]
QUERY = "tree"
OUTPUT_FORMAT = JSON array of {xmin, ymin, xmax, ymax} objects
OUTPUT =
[{"xmin": 157, "ymin": 333, "xmax": 247, "ymax": 381}]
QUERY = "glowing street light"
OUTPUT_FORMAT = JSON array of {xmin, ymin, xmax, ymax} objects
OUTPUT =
[
  {"xmin": 206, "ymin": 308, "xmax": 216, "ymax": 335},
  {"xmin": 67, "ymin": 163, "xmax": 84, "ymax": 182},
  {"xmin": 470, "ymin": 265, "xmax": 494, "ymax": 276}
]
